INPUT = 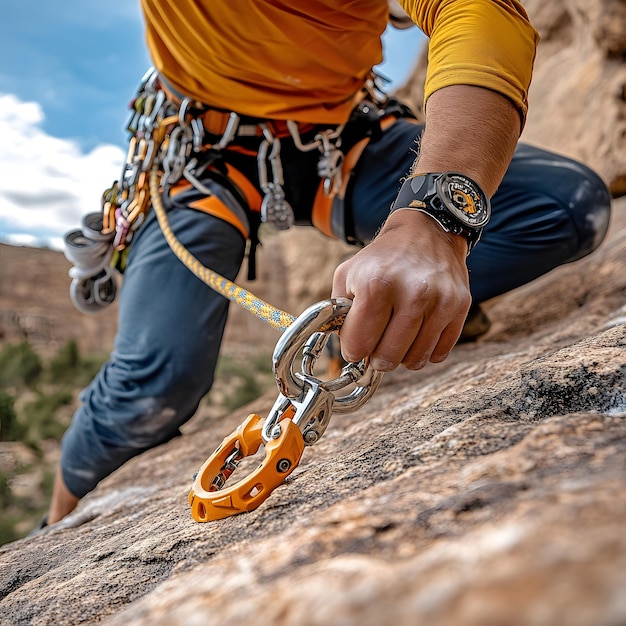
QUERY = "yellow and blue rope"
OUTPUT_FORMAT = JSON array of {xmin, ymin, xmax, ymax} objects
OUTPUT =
[{"xmin": 149, "ymin": 167, "xmax": 296, "ymax": 333}]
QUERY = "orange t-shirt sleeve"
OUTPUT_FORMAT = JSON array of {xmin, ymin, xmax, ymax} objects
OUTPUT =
[{"xmin": 399, "ymin": 0, "xmax": 540, "ymax": 129}]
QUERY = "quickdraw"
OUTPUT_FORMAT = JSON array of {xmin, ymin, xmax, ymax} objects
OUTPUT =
[
  {"xmin": 105, "ymin": 69, "xmax": 195, "ymax": 251},
  {"xmin": 189, "ymin": 297, "xmax": 383, "ymax": 521}
]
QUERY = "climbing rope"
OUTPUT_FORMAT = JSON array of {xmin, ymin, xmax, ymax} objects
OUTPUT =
[
  {"xmin": 148, "ymin": 163, "xmax": 385, "ymax": 522},
  {"xmin": 148, "ymin": 166, "xmax": 296, "ymax": 333}
]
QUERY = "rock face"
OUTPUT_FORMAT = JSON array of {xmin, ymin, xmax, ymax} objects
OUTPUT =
[
  {"xmin": 0, "ymin": 244, "xmax": 119, "ymax": 358},
  {"xmin": 2, "ymin": 4, "xmax": 626, "ymax": 625},
  {"xmin": 1, "ymin": 200, "xmax": 624, "ymax": 625},
  {"xmin": 522, "ymin": 0, "xmax": 626, "ymax": 197}
]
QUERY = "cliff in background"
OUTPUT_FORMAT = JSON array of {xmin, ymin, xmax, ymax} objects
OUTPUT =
[{"xmin": 1, "ymin": 1, "xmax": 625, "ymax": 624}]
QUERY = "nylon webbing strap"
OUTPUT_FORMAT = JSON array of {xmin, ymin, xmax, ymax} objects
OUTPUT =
[{"xmin": 149, "ymin": 168, "xmax": 296, "ymax": 333}]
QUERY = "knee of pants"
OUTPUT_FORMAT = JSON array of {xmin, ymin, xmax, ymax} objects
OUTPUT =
[
  {"xmin": 60, "ymin": 346, "xmax": 218, "ymax": 499},
  {"xmin": 562, "ymin": 161, "xmax": 612, "ymax": 262},
  {"xmin": 510, "ymin": 144, "xmax": 613, "ymax": 263},
  {"xmin": 88, "ymin": 355, "xmax": 215, "ymax": 448}
]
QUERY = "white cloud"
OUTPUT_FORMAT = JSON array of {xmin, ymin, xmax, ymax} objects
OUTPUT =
[{"xmin": 0, "ymin": 93, "xmax": 125, "ymax": 249}]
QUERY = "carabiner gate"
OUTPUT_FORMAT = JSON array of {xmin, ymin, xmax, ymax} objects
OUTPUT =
[{"xmin": 189, "ymin": 412, "xmax": 305, "ymax": 522}]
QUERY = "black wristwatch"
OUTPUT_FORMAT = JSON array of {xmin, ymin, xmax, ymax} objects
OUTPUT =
[{"xmin": 389, "ymin": 172, "xmax": 491, "ymax": 253}]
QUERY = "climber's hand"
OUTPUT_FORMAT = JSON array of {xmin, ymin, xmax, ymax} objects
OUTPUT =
[{"xmin": 332, "ymin": 209, "xmax": 471, "ymax": 372}]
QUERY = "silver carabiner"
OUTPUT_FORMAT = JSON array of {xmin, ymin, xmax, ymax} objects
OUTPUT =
[
  {"xmin": 143, "ymin": 90, "xmax": 167, "ymax": 135},
  {"xmin": 215, "ymin": 112, "xmax": 240, "ymax": 149},
  {"xmin": 178, "ymin": 97, "xmax": 191, "ymax": 127},
  {"xmin": 257, "ymin": 124, "xmax": 294, "ymax": 230},
  {"xmin": 272, "ymin": 298, "xmax": 383, "ymax": 415},
  {"xmin": 261, "ymin": 379, "xmax": 334, "ymax": 446}
]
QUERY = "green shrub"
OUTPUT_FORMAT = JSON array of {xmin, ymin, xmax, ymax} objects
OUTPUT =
[
  {"xmin": 0, "ymin": 339, "xmax": 110, "ymax": 547},
  {"xmin": 77, "ymin": 353, "xmax": 107, "ymax": 385},
  {"xmin": 223, "ymin": 371, "xmax": 265, "ymax": 412},
  {"xmin": 47, "ymin": 339, "xmax": 105, "ymax": 386},
  {"xmin": 41, "ymin": 469, "xmax": 55, "ymax": 499},
  {"xmin": 215, "ymin": 352, "xmax": 274, "ymax": 412},
  {"xmin": 48, "ymin": 338, "xmax": 80, "ymax": 379},
  {"xmin": 0, "ymin": 514, "xmax": 20, "ymax": 546},
  {"xmin": 0, "ymin": 341, "xmax": 43, "ymax": 388},
  {"xmin": 0, "ymin": 391, "xmax": 25, "ymax": 441},
  {"xmin": 0, "ymin": 473, "xmax": 20, "ymax": 545},
  {"xmin": 0, "ymin": 471, "xmax": 11, "ymax": 508},
  {"xmin": 22, "ymin": 389, "xmax": 73, "ymax": 441}
]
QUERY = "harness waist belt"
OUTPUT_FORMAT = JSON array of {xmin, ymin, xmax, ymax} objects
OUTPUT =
[{"xmin": 158, "ymin": 73, "xmax": 322, "ymax": 140}]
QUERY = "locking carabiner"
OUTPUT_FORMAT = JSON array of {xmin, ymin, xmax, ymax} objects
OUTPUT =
[{"xmin": 272, "ymin": 298, "xmax": 383, "ymax": 414}]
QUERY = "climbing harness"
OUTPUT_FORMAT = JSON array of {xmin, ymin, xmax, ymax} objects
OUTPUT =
[
  {"xmin": 63, "ymin": 67, "xmax": 377, "ymax": 310},
  {"xmin": 63, "ymin": 66, "xmax": 393, "ymax": 518}
]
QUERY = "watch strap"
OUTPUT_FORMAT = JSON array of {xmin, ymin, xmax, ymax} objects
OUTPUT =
[{"xmin": 389, "ymin": 172, "xmax": 485, "ymax": 253}]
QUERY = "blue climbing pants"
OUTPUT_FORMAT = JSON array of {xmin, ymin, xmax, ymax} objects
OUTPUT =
[{"xmin": 60, "ymin": 119, "xmax": 611, "ymax": 498}]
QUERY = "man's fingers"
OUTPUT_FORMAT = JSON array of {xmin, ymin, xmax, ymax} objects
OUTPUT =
[
  {"xmin": 429, "ymin": 314, "xmax": 467, "ymax": 363},
  {"xmin": 332, "ymin": 215, "xmax": 472, "ymax": 372},
  {"xmin": 368, "ymin": 312, "xmax": 425, "ymax": 371},
  {"xmin": 337, "ymin": 281, "xmax": 393, "ymax": 363}
]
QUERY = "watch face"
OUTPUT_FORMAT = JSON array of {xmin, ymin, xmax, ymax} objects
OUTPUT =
[{"xmin": 436, "ymin": 173, "xmax": 490, "ymax": 229}]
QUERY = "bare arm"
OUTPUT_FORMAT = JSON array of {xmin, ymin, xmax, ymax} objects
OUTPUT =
[{"xmin": 331, "ymin": 84, "xmax": 519, "ymax": 371}]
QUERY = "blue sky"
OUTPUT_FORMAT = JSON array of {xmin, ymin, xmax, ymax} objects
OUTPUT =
[{"xmin": 0, "ymin": 2, "xmax": 424, "ymax": 249}]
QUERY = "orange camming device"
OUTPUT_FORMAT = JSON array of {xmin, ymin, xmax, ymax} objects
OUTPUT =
[{"xmin": 189, "ymin": 298, "xmax": 383, "ymax": 522}]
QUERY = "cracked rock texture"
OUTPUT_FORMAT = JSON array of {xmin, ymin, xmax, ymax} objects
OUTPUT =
[
  {"xmin": 2, "ymin": 2, "xmax": 626, "ymax": 624},
  {"xmin": 1, "ymin": 199, "xmax": 624, "ymax": 625}
]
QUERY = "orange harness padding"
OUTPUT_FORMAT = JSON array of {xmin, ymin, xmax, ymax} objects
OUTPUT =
[
  {"xmin": 169, "ymin": 116, "xmax": 403, "ymax": 243},
  {"xmin": 168, "ymin": 162, "xmax": 263, "ymax": 240},
  {"xmin": 199, "ymin": 108, "xmax": 318, "ymax": 140},
  {"xmin": 311, "ymin": 136, "xmax": 370, "ymax": 239}
]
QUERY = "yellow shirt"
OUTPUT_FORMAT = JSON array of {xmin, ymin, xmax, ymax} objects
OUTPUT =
[{"xmin": 141, "ymin": 0, "xmax": 538, "ymax": 125}]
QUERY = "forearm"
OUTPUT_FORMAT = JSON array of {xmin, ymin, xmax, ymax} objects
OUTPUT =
[
  {"xmin": 401, "ymin": 0, "xmax": 538, "ymax": 193},
  {"xmin": 332, "ymin": 0, "xmax": 538, "ymax": 371},
  {"xmin": 379, "ymin": 84, "xmax": 520, "ymax": 259},
  {"xmin": 413, "ymin": 84, "xmax": 520, "ymax": 197},
  {"xmin": 333, "ymin": 85, "xmax": 521, "ymax": 369}
]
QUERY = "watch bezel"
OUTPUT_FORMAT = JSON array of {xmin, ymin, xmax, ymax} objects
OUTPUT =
[{"xmin": 435, "ymin": 173, "xmax": 491, "ymax": 230}]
